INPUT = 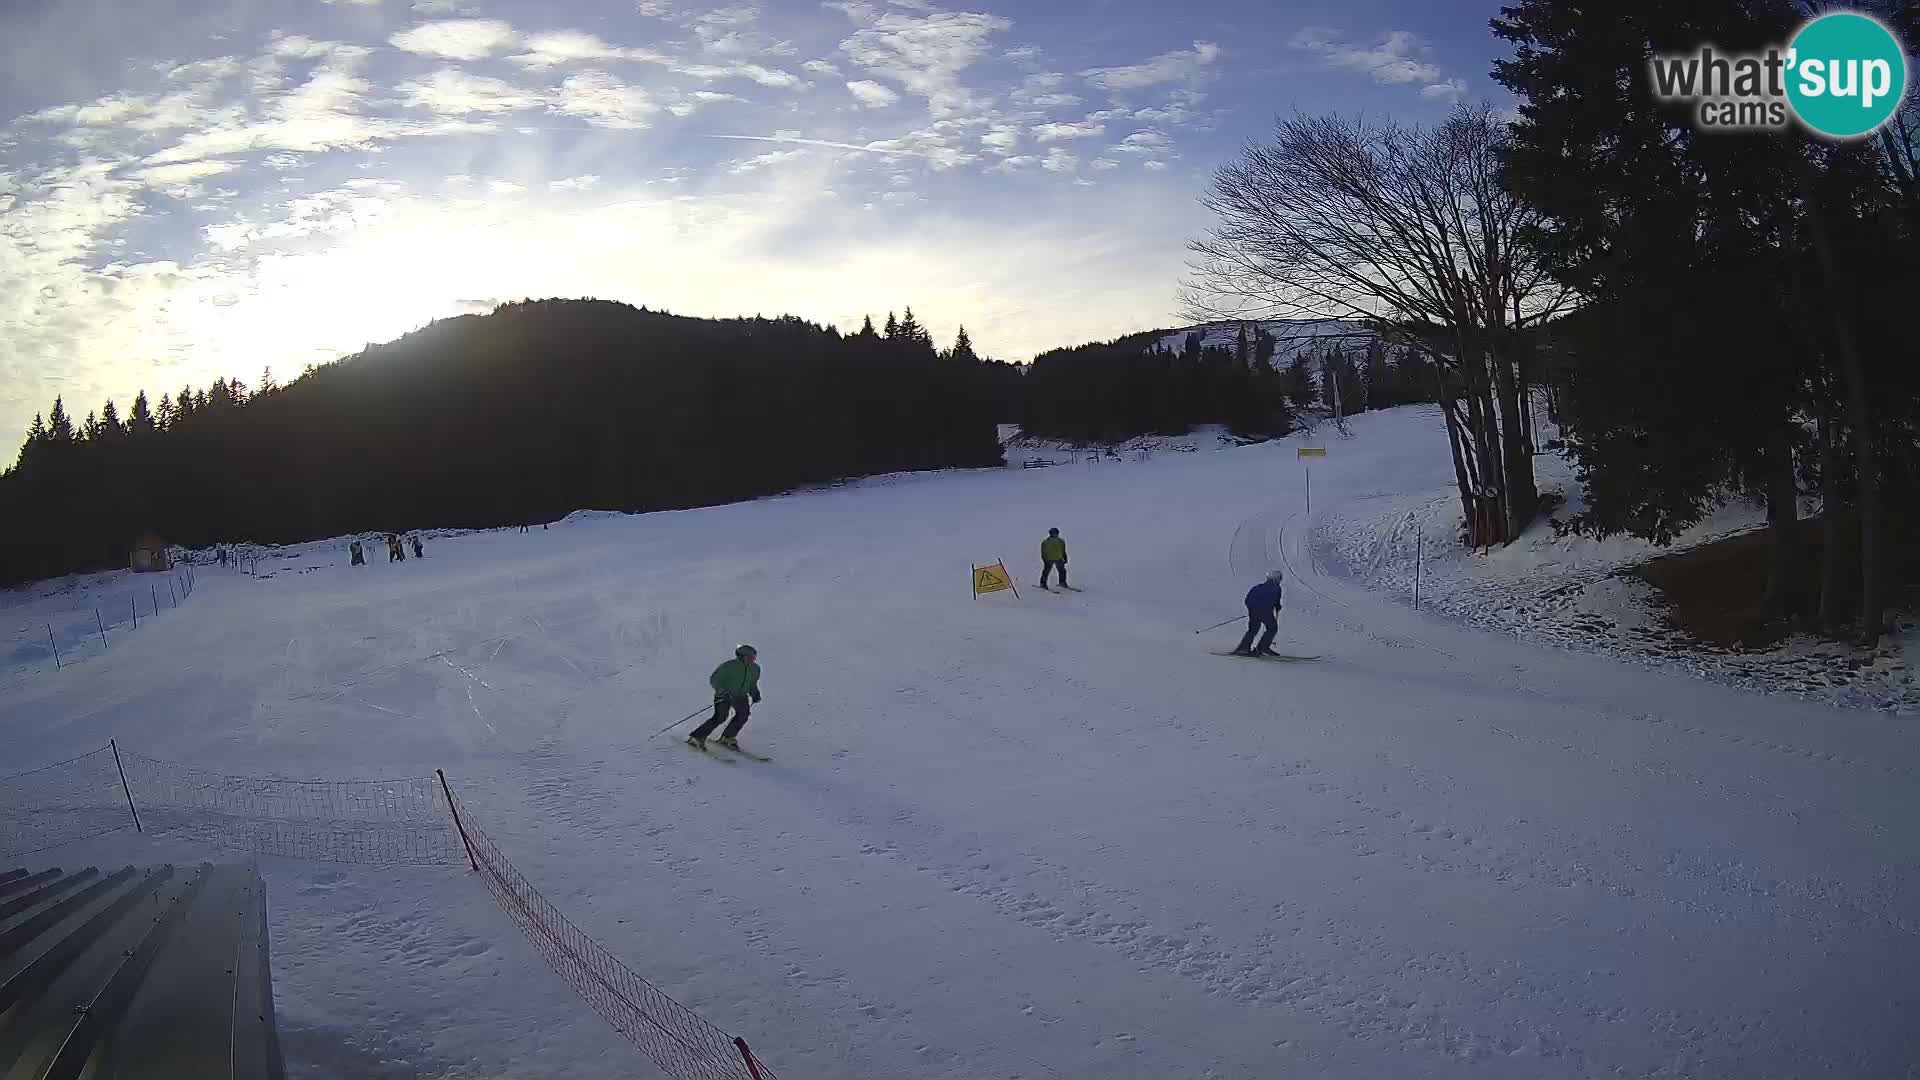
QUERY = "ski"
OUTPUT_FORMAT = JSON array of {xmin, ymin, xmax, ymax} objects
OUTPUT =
[
  {"xmin": 1211, "ymin": 651, "xmax": 1322, "ymax": 662},
  {"xmin": 683, "ymin": 739, "xmax": 739, "ymax": 763}
]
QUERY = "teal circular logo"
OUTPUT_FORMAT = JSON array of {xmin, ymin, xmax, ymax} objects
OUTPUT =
[{"xmin": 1785, "ymin": 12, "xmax": 1909, "ymax": 138}]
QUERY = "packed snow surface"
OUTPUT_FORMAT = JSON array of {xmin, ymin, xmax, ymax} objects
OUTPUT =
[{"xmin": 3, "ymin": 405, "xmax": 1914, "ymax": 1078}]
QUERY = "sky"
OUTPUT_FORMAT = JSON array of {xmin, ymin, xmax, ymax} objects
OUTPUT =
[{"xmin": 0, "ymin": 0, "xmax": 1512, "ymax": 451}]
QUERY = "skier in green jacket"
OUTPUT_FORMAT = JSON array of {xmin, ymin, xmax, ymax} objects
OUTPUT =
[
  {"xmin": 1039, "ymin": 528, "xmax": 1070, "ymax": 589},
  {"xmin": 689, "ymin": 644, "xmax": 762, "ymax": 751}
]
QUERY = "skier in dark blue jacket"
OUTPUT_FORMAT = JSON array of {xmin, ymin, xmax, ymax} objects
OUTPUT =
[{"xmin": 1232, "ymin": 570, "xmax": 1284, "ymax": 656}]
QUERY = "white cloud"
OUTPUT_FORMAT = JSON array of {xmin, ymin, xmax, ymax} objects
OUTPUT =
[
  {"xmin": 1089, "ymin": 157, "xmax": 1119, "ymax": 171},
  {"xmin": 1143, "ymin": 159, "xmax": 1169, "ymax": 171},
  {"xmin": 847, "ymin": 79, "xmax": 900, "ymax": 107},
  {"xmin": 135, "ymin": 159, "xmax": 238, "ymax": 195},
  {"xmin": 553, "ymin": 71, "xmax": 657, "ymax": 128},
  {"xmin": 1112, "ymin": 128, "xmax": 1170, "ymax": 153},
  {"xmin": 1420, "ymin": 78, "xmax": 1468, "ymax": 101},
  {"xmin": 803, "ymin": 59, "xmax": 841, "ymax": 75},
  {"xmin": 512, "ymin": 30, "xmax": 664, "ymax": 68},
  {"xmin": 321, "ymin": 0, "xmax": 383, "ymax": 5},
  {"xmin": 413, "ymin": 0, "xmax": 479, "ymax": 11},
  {"xmin": 1004, "ymin": 45, "xmax": 1041, "ymax": 65},
  {"xmin": 489, "ymin": 180, "xmax": 525, "ymax": 194},
  {"xmin": 1041, "ymin": 147, "xmax": 1078, "ymax": 172},
  {"xmin": 1290, "ymin": 28, "xmax": 1452, "ymax": 91},
  {"xmin": 729, "ymin": 148, "xmax": 808, "ymax": 174},
  {"xmin": 548, "ymin": 174, "xmax": 601, "ymax": 190},
  {"xmin": 399, "ymin": 69, "xmax": 540, "ymax": 114},
  {"xmin": 1032, "ymin": 120, "xmax": 1104, "ymax": 142},
  {"xmin": 390, "ymin": 19, "xmax": 519, "ymax": 61},
  {"xmin": 987, "ymin": 154, "xmax": 1037, "ymax": 172},
  {"xmin": 981, "ymin": 126, "xmax": 1019, "ymax": 153},
  {"xmin": 1082, "ymin": 41, "xmax": 1219, "ymax": 91},
  {"xmin": 840, "ymin": 11, "xmax": 1010, "ymax": 118},
  {"xmin": 636, "ymin": 0, "xmax": 675, "ymax": 15},
  {"xmin": 735, "ymin": 63, "xmax": 803, "ymax": 88}
]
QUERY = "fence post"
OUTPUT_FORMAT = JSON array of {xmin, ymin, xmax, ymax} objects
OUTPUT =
[
  {"xmin": 132, "ymin": 595, "xmax": 139, "ymax": 629},
  {"xmin": 170, "ymin": 580, "xmax": 178, "ymax": 607},
  {"xmin": 734, "ymin": 1038, "xmax": 767, "ymax": 1080},
  {"xmin": 110, "ymin": 739, "xmax": 142, "ymax": 833},
  {"xmin": 96, "ymin": 608, "xmax": 108, "ymax": 649},
  {"xmin": 435, "ymin": 769, "xmax": 480, "ymax": 872},
  {"xmin": 1413, "ymin": 529, "xmax": 1422, "ymax": 611},
  {"xmin": 48, "ymin": 624, "xmax": 60, "ymax": 669},
  {"xmin": 152, "ymin": 584, "xmax": 159, "ymax": 616}
]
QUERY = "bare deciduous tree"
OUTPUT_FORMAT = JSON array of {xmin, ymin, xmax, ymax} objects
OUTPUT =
[{"xmin": 1184, "ymin": 104, "xmax": 1572, "ymax": 544}]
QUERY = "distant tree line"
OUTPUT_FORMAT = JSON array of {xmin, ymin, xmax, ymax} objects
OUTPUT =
[
  {"xmin": 1019, "ymin": 323, "xmax": 1436, "ymax": 443},
  {"xmin": 0, "ymin": 299, "xmax": 1021, "ymax": 585}
]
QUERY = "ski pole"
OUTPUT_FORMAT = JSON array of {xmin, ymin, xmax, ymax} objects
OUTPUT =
[
  {"xmin": 1194, "ymin": 615, "xmax": 1243, "ymax": 634},
  {"xmin": 654, "ymin": 703, "xmax": 714, "ymax": 737}
]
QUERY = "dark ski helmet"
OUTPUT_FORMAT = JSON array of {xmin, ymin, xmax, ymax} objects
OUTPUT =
[
  {"xmin": 735, "ymin": 644, "xmax": 758, "ymax": 659},
  {"xmin": 1048, "ymin": 528, "xmax": 1060, "ymax": 536}
]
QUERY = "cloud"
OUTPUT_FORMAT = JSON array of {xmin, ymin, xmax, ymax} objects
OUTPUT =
[
  {"xmin": 390, "ymin": 19, "xmax": 519, "ymax": 61},
  {"xmin": 1143, "ymin": 159, "xmax": 1169, "ymax": 171},
  {"xmin": 729, "ymin": 148, "xmax": 808, "ymax": 174},
  {"xmin": 512, "ymin": 30, "xmax": 665, "ymax": 68},
  {"xmin": 1290, "ymin": 28, "xmax": 1459, "ymax": 97},
  {"xmin": 553, "ymin": 71, "xmax": 658, "ymax": 128},
  {"xmin": 1032, "ymin": 120, "xmax": 1104, "ymax": 142},
  {"xmin": 846, "ymin": 79, "xmax": 900, "ymax": 107},
  {"xmin": 135, "ymin": 159, "xmax": 238, "ymax": 196},
  {"xmin": 1004, "ymin": 45, "xmax": 1041, "ymax": 65},
  {"xmin": 803, "ymin": 59, "xmax": 841, "ymax": 75},
  {"xmin": 1041, "ymin": 146, "xmax": 1078, "ymax": 172},
  {"xmin": 980, "ymin": 126, "xmax": 1018, "ymax": 153},
  {"xmin": 1111, "ymin": 128, "xmax": 1170, "ymax": 154},
  {"xmin": 636, "ymin": 0, "xmax": 675, "ymax": 15},
  {"xmin": 1082, "ymin": 41, "xmax": 1219, "ymax": 91},
  {"xmin": 1089, "ymin": 157, "xmax": 1119, "ymax": 171},
  {"xmin": 399, "ymin": 69, "xmax": 540, "ymax": 114},
  {"xmin": 412, "ymin": 0, "xmax": 479, "ymax": 11},
  {"xmin": 548, "ymin": 174, "xmax": 601, "ymax": 190},
  {"xmin": 734, "ymin": 63, "xmax": 803, "ymax": 88},
  {"xmin": 839, "ymin": 10, "xmax": 1010, "ymax": 118},
  {"xmin": 321, "ymin": 0, "xmax": 383, "ymax": 5}
]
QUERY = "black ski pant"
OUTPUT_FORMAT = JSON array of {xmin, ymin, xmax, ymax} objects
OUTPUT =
[
  {"xmin": 1236, "ymin": 609, "xmax": 1278, "ymax": 654},
  {"xmin": 692, "ymin": 696, "xmax": 751, "ymax": 740},
  {"xmin": 1041, "ymin": 560, "xmax": 1067, "ymax": 588}
]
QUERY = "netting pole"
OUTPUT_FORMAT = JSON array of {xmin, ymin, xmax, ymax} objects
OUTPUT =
[
  {"xmin": 110, "ymin": 739, "xmax": 142, "ymax": 833},
  {"xmin": 735, "ymin": 1037, "xmax": 767, "ymax": 1080},
  {"xmin": 48, "ymin": 624, "xmax": 60, "ymax": 669},
  {"xmin": 170, "ymin": 580, "xmax": 178, "ymax": 607},
  {"xmin": 436, "ymin": 769, "xmax": 480, "ymax": 871},
  {"xmin": 152, "ymin": 585, "xmax": 159, "ymax": 616},
  {"xmin": 1413, "ymin": 529, "xmax": 1422, "ymax": 612},
  {"xmin": 132, "ymin": 595, "xmax": 139, "ymax": 629},
  {"xmin": 96, "ymin": 608, "xmax": 108, "ymax": 649}
]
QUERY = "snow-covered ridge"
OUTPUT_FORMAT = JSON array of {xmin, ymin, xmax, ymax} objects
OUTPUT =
[{"xmin": 1154, "ymin": 318, "xmax": 1376, "ymax": 361}]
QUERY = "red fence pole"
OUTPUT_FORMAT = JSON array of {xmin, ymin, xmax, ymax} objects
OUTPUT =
[
  {"xmin": 734, "ymin": 1037, "xmax": 767, "ymax": 1080},
  {"xmin": 436, "ymin": 769, "xmax": 480, "ymax": 872}
]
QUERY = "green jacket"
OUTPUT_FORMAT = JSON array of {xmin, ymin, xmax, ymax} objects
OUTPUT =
[
  {"xmin": 1040, "ymin": 536, "xmax": 1068, "ymax": 562},
  {"xmin": 710, "ymin": 658, "xmax": 762, "ymax": 700}
]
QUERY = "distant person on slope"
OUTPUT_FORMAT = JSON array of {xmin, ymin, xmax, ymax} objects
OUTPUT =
[
  {"xmin": 349, "ymin": 540, "xmax": 365, "ymax": 566},
  {"xmin": 411, "ymin": 535, "xmax": 424, "ymax": 559},
  {"xmin": 1232, "ymin": 570, "xmax": 1284, "ymax": 657},
  {"xmin": 1039, "ymin": 528, "xmax": 1070, "ymax": 590},
  {"xmin": 689, "ymin": 644, "xmax": 763, "ymax": 752}
]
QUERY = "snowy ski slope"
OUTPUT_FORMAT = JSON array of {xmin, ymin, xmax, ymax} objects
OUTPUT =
[{"xmin": 2, "ymin": 405, "xmax": 1914, "ymax": 1078}]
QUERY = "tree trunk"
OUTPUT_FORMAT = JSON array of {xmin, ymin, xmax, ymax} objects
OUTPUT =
[
  {"xmin": 1489, "ymin": 332, "xmax": 1538, "ymax": 541},
  {"xmin": 1816, "ymin": 413, "xmax": 1843, "ymax": 634},
  {"xmin": 1760, "ymin": 427, "xmax": 1800, "ymax": 621},
  {"xmin": 1798, "ymin": 158, "xmax": 1885, "ymax": 646},
  {"xmin": 1428, "ymin": 348, "xmax": 1478, "ymax": 534}
]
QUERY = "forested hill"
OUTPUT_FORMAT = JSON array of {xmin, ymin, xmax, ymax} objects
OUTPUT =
[{"xmin": 1, "ymin": 299, "xmax": 1020, "ymax": 584}]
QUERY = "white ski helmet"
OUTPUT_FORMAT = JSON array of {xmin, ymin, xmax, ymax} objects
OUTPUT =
[
  {"xmin": 735, "ymin": 643, "xmax": 758, "ymax": 659},
  {"xmin": 1267, "ymin": 569, "xmax": 1285, "ymax": 583}
]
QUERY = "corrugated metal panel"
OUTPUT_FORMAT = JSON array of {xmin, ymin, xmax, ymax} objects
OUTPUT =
[{"xmin": 0, "ymin": 861, "xmax": 284, "ymax": 1080}]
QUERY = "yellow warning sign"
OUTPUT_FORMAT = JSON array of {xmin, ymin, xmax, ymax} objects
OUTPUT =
[
  {"xmin": 972, "ymin": 562, "xmax": 1015, "ymax": 597},
  {"xmin": 1296, "ymin": 447, "xmax": 1327, "ymax": 458}
]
